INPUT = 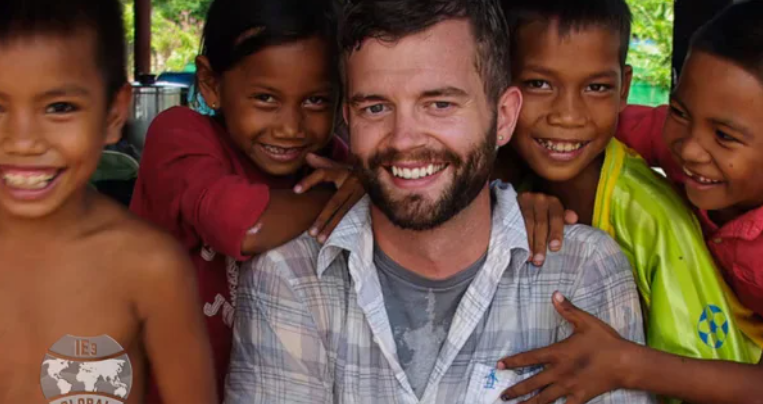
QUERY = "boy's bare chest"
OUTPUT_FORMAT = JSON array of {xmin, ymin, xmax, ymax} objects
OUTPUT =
[{"xmin": 0, "ymin": 251, "xmax": 144, "ymax": 403}]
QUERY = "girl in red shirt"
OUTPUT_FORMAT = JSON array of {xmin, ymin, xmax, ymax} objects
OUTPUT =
[{"xmin": 130, "ymin": 0, "xmax": 360, "ymax": 401}]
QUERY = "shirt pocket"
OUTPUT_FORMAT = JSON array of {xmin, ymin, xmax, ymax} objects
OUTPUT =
[{"xmin": 464, "ymin": 363, "xmax": 539, "ymax": 404}]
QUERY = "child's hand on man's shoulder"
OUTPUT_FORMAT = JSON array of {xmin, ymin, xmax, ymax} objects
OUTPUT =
[{"xmin": 294, "ymin": 153, "xmax": 366, "ymax": 243}]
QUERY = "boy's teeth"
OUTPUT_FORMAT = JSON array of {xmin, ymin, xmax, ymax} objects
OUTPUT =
[
  {"xmin": 391, "ymin": 164, "xmax": 445, "ymax": 180},
  {"xmin": 537, "ymin": 139, "xmax": 585, "ymax": 153},
  {"xmin": 683, "ymin": 167, "xmax": 722, "ymax": 184},
  {"xmin": 2, "ymin": 172, "xmax": 56, "ymax": 190}
]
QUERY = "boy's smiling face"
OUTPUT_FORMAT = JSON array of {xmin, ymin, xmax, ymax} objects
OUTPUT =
[
  {"xmin": 0, "ymin": 30, "xmax": 128, "ymax": 219},
  {"xmin": 510, "ymin": 20, "xmax": 631, "ymax": 182},
  {"xmin": 665, "ymin": 51, "xmax": 763, "ymax": 214}
]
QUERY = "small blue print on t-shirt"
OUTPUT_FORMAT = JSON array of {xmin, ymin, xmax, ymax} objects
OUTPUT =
[{"xmin": 484, "ymin": 369, "xmax": 499, "ymax": 389}]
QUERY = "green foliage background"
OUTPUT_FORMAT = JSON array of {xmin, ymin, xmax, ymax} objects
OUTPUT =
[
  {"xmin": 122, "ymin": 0, "xmax": 212, "ymax": 77},
  {"xmin": 122, "ymin": 0, "xmax": 674, "ymax": 94},
  {"xmin": 627, "ymin": 0, "xmax": 674, "ymax": 90}
]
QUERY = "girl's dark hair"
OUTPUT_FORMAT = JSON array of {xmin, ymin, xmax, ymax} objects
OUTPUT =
[
  {"xmin": 690, "ymin": 0, "xmax": 763, "ymax": 84},
  {"xmin": 0, "ymin": 0, "xmax": 126, "ymax": 104},
  {"xmin": 200, "ymin": 0, "xmax": 338, "ymax": 76}
]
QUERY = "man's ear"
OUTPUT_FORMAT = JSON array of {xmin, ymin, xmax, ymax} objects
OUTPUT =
[
  {"xmin": 196, "ymin": 55, "xmax": 222, "ymax": 110},
  {"xmin": 496, "ymin": 86, "xmax": 523, "ymax": 148},
  {"xmin": 104, "ymin": 84, "xmax": 132, "ymax": 145},
  {"xmin": 620, "ymin": 65, "xmax": 634, "ymax": 112}
]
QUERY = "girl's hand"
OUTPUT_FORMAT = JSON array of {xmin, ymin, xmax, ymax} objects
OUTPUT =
[
  {"xmin": 496, "ymin": 292, "xmax": 636, "ymax": 404},
  {"xmin": 293, "ymin": 153, "xmax": 365, "ymax": 243},
  {"xmin": 308, "ymin": 175, "xmax": 365, "ymax": 243},
  {"xmin": 294, "ymin": 153, "xmax": 353, "ymax": 193},
  {"xmin": 517, "ymin": 192, "xmax": 578, "ymax": 266}
]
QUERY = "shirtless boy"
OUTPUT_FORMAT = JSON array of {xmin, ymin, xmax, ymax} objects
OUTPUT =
[{"xmin": 0, "ymin": 0, "xmax": 216, "ymax": 402}]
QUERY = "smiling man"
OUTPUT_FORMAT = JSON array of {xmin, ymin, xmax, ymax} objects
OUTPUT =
[{"xmin": 225, "ymin": 0, "xmax": 651, "ymax": 403}]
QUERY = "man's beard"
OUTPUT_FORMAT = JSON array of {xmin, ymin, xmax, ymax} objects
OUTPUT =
[{"xmin": 356, "ymin": 118, "xmax": 497, "ymax": 231}]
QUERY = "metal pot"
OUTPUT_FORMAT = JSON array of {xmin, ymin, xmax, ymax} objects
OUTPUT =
[{"xmin": 126, "ymin": 74, "xmax": 186, "ymax": 156}]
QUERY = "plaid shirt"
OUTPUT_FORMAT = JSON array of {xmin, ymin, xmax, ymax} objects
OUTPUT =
[{"xmin": 226, "ymin": 184, "xmax": 654, "ymax": 404}]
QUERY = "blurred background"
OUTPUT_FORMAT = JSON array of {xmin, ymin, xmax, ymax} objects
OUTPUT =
[{"xmin": 119, "ymin": 0, "xmax": 674, "ymax": 107}]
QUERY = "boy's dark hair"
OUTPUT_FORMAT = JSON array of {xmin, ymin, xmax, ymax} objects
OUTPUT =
[
  {"xmin": 0, "ymin": 0, "xmax": 127, "ymax": 104},
  {"xmin": 201, "ymin": 0, "xmax": 338, "ymax": 77},
  {"xmin": 690, "ymin": 0, "xmax": 763, "ymax": 84},
  {"xmin": 338, "ymin": 0, "xmax": 511, "ymax": 104},
  {"xmin": 501, "ymin": 0, "xmax": 632, "ymax": 67}
]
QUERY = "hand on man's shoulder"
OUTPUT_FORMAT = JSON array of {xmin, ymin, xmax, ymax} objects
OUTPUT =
[
  {"xmin": 561, "ymin": 224, "xmax": 625, "ymax": 257},
  {"xmin": 554, "ymin": 224, "xmax": 635, "ymax": 279}
]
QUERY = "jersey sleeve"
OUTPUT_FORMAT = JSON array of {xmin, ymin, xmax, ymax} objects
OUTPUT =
[
  {"xmin": 133, "ymin": 107, "xmax": 270, "ymax": 261},
  {"xmin": 611, "ymin": 168, "xmax": 761, "ymax": 365}
]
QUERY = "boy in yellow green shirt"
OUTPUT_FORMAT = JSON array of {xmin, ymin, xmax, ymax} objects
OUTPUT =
[{"xmin": 494, "ymin": 1, "xmax": 761, "ymax": 402}]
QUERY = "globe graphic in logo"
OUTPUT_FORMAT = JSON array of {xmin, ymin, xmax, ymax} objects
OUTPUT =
[
  {"xmin": 40, "ymin": 334, "xmax": 132, "ymax": 404},
  {"xmin": 697, "ymin": 305, "xmax": 729, "ymax": 349}
]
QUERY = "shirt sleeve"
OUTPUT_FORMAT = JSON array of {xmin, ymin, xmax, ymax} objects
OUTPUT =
[
  {"xmin": 616, "ymin": 105, "xmax": 670, "ymax": 167},
  {"xmin": 615, "ymin": 181, "xmax": 762, "ymax": 366},
  {"xmin": 562, "ymin": 230, "xmax": 655, "ymax": 404},
  {"xmin": 225, "ymin": 254, "xmax": 333, "ymax": 404},
  {"xmin": 136, "ymin": 108, "xmax": 270, "ymax": 260}
]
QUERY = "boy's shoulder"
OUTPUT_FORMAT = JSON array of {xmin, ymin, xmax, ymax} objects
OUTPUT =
[
  {"xmin": 597, "ymin": 139, "xmax": 692, "ymax": 225},
  {"xmin": 595, "ymin": 140, "xmax": 707, "ymax": 256},
  {"xmin": 88, "ymin": 195, "xmax": 192, "ymax": 277}
]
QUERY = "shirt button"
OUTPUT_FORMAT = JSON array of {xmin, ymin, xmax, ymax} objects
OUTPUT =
[{"xmin": 713, "ymin": 238, "xmax": 723, "ymax": 244}]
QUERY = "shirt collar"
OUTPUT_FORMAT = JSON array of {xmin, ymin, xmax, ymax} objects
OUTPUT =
[
  {"xmin": 316, "ymin": 182, "xmax": 531, "ymax": 279},
  {"xmin": 698, "ymin": 205, "xmax": 763, "ymax": 241}
]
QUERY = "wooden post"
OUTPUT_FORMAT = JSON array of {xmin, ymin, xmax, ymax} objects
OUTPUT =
[{"xmin": 134, "ymin": 0, "xmax": 152, "ymax": 79}]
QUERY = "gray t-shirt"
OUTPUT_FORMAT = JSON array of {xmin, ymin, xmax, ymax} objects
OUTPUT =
[{"xmin": 374, "ymin": 245, "xmax": 487, "ymax": 398}]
